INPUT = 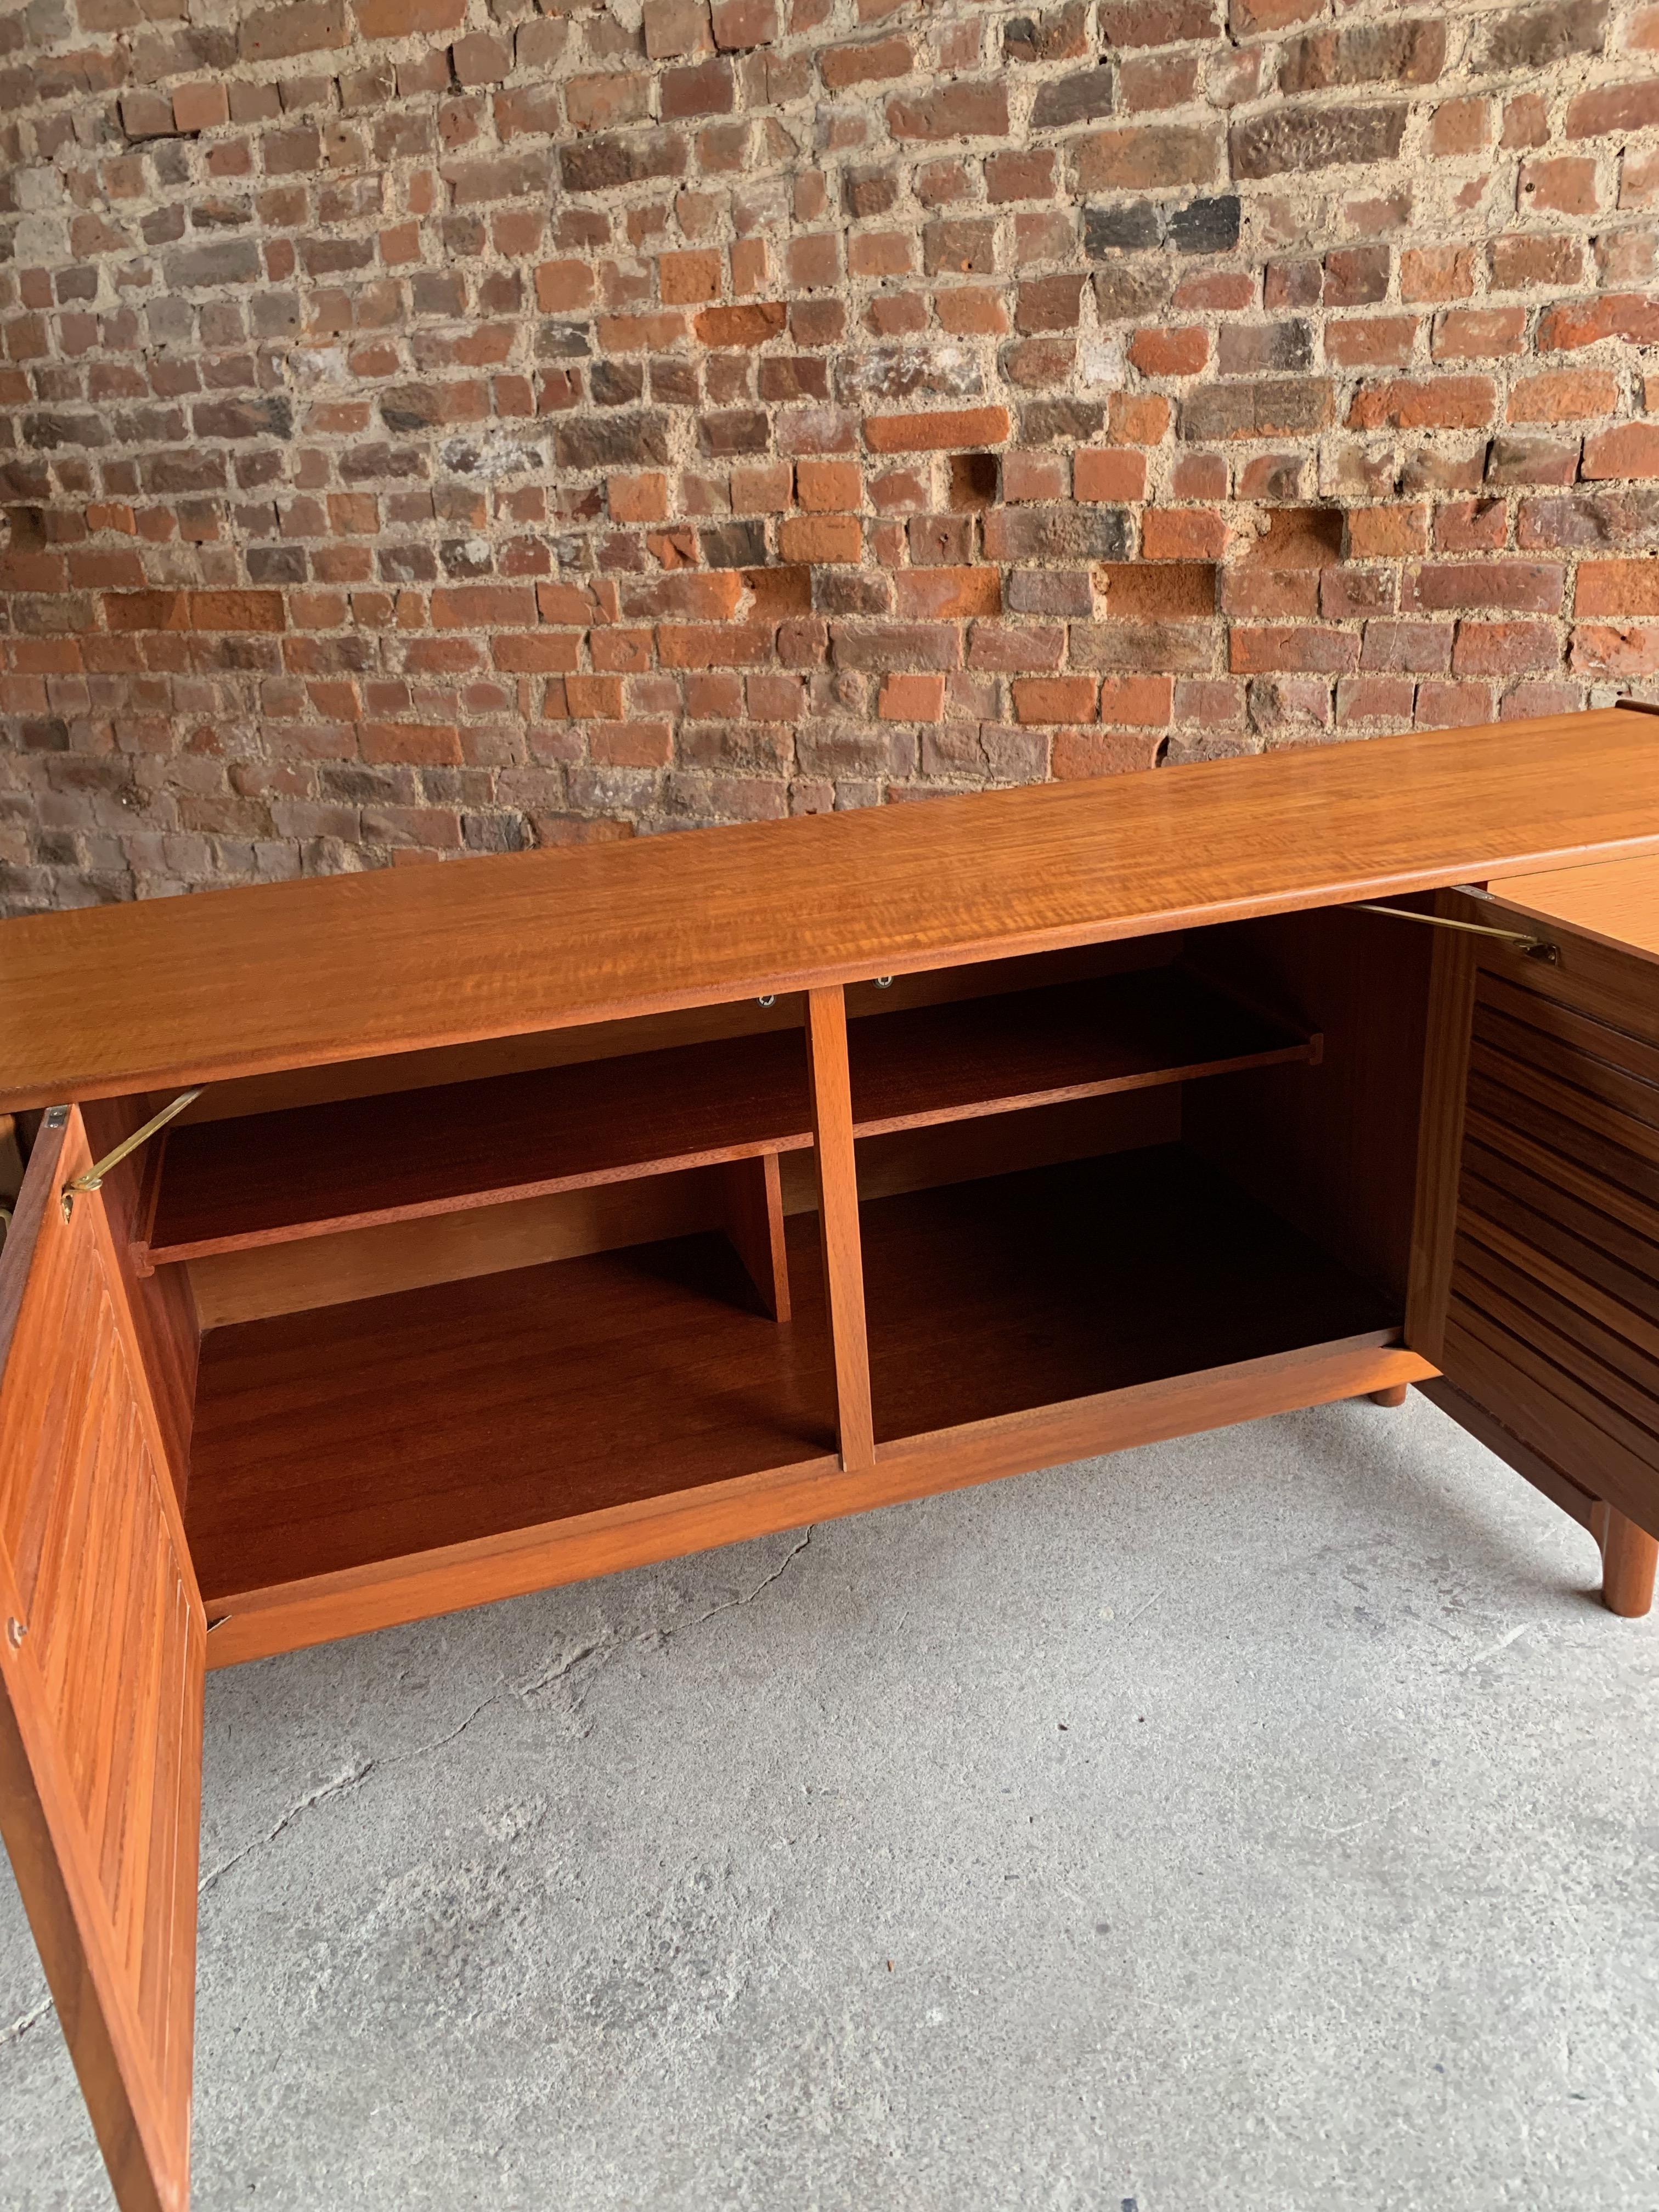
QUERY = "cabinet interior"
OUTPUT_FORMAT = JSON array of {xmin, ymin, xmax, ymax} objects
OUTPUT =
[{"xmin": 86, "ymin": 903, "xmax": 1437, "ymax": 1658}]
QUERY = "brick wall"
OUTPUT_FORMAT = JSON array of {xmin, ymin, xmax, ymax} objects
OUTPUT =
[{"xmin": 2, "ymin": 0, "xmax": 1657, "ymax": 910}]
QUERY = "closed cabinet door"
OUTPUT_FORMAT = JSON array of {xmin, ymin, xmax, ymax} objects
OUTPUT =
[
  {"xmin": 1407, "ymin": 887, "xmax": 1659, "ymax": 1551},
  {"xmin": 0, "ymin": 1107, "xmax": 205, "ymax": 2212}
]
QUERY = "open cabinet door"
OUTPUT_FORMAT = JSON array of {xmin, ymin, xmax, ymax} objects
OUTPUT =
[
  {"xmin": 1406, "ymin": 886, "xmax": 1659, "ymax": 1615},
  {"xmin": 0, "ymin": 1107, "xmax": 205, "ymax": 2212}
]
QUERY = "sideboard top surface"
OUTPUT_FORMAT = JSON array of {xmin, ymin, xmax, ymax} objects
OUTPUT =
[{"xmin": 2, "ymin": 706, "xmax": 1657, "ymax": 1111}]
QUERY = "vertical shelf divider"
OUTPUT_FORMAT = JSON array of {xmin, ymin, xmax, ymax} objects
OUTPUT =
[{"xmin": 805, "ymin": 985, "xmax": 876, "ymax": 1472}]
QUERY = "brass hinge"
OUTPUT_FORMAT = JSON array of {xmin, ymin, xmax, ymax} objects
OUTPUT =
[
  {"xmin": 60, "ymin": 1090, "xmax": 201, "ymax": 1223},
  {"xmin": 1353, "ymin": 898, "xmax": 1558, "ymax": 964}
]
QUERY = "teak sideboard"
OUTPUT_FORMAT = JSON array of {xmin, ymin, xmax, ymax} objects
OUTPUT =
[{"xmin": 5, "ymin": 705, "xmax": 1659, "ymax": 2211}]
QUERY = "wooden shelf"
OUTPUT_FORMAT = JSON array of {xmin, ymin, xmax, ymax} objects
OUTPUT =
[
  {"xmin": 185, "ymin": 1142, "xmax": 1391, "ymax": 1610},
  {"xmin": 144, "ymin": 970, "xmax": 1316, "ymax": 1268},
  {"xmin": 849, "ymin": 968, "xmax": 1316, "ymax": 1135},
  {"xmin": 144, "ymin": 1029, "xmax": 816, "ymax": 1265}
]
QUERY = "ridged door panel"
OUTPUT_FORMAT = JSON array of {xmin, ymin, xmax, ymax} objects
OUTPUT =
[{"xmin": 0, "ymin": 1109, "xmax": 204, "ymax": 2212}]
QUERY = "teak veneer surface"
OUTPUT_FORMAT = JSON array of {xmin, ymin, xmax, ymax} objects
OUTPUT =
[
  {"xmin": 3, "ymin": 708, "xmax": 1657, "ymax": 1110},
  {"xmin": 144, "ymin": 968, "xmax": 1310, "ymax": 1263},
  {"xmin": 1491, "ymin": 854, "xmax": 1659, "ymax": 964},
  {"xmin": 185, "ymin": 1142, "xmax": 1395, "ymax": 1603}
]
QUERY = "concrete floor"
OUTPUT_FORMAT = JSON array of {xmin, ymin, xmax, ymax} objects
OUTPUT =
[{"xmin": 2, "ymin": 1390, "xmax": 1657, "ymax": 2210}]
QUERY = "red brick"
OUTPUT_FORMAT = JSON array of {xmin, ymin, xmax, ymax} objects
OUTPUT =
[
  {"xmin": 866, "ymin": 407, "xmax": 1011, "ymax": 453},
  {"xmin": 794, "ymin": 460, "xmax": 861, "ymax": 511},
  {"xmin": 879, "ymin": 672, "xmax": 947, "ymax": 720},
  {"xmin": 1435, "ymin": 498, "xmax": 1509, "ymax": 554},
  {"xmin": 1398, "ymin": 246, "xmax": 1475, "ymax": 302},
  {"xmin": 1567, "ymin": 79, "xmax": 1659, "ymax": 138},
  {"xmin": 1432, "ymin": 308, "xmax": 1526, "ymax": 360},
  {"xmin": 356, "ymin": 0, "xmax": 463, "ymax": 35},
  {"xmin": 644, "ymin": 0, "xmax": 713, "ymax": 59},
  {"xmin": 173, "ymin": 82, "xmax": 230, "ymax": 133},
  {"xmin": 1451, "ymin": 620, "xmax": 1556, "ymax": 675},
  {"xmin": 1323, "ymin": 317, "xmax": 1418, "ymax": 368},
  {"xmin": 966, "ymin": 624, "xmax": 1066, "ymax": 672},
  {"xmin": 610, "ymin": 473, "xmax": 670, "ymax": 522},
  {"xmin": 1338, "ymin": 675, "xmax": 1416, "ymax": 724},
  {"xmin": 359, "ymin": 720, "xmax": 462, "ymax": 763},
  {"xmin": 1002, "ymin": 453, "xmax": 1069, "ymax": 503},
  {"xmin": 1582, "ymin": 423, "xmax": 1659, "ymax": 479},
  {"xmin": 886, "ymin": 82, "xmax": 1009, "ymax": 140},
  {"xmin": 1572, "ymin": 624, "xmax": 1659, "ymax": 674},
  {"xmin": 1519, "ymin": 155, "xmax": 1600, "ymax": 216},
  {"xmin": 1099, "ymin": 676, "xmax": 1173, "ymax": 724},
  {"xmin": 1538, "ymin": 294, "xmax": 1659, "ymax": 350},
  {"xmin": 1430, "ymin": 97, "xmax": 1488, "ymax": 157},
  {"xmin": 1403, "ymin": 562, "xmax": 1565, "ymax": 613},
  {"xmin": 1414, "ymin": 680, "xmax": 1494, "ymax": 727},
  {"xmin": 1052, "ymin": 730, "xmax": 1164, "ymax": 779},
  {"xmin": 828, "ymin": 622, "xmax": 962, "ymax": 670},
  {"xmin": 1075, "ymin": 125, "xmax": 1222, "ymax": 193},
  {"xmin": 780, "ymin": 515, "xmax": 863, "ymax": 562},
  {"xmin": 712, "ymin": 0, "xmax": 779, "ymax": 46},
  {"xmin": 986, "ymin": 151, "xmax": 1057, "ymax": 202},
  {"xmin": 1508, "ymin": 370, "xmax": 1621, "ymax": 423},
  {"xmin": 659, "ymin": 249, "xmax": 723, "ymax": 303},
  {"xmin": 535, "ymin": 259, "xmax": 596, "ymax": 312},
  {"xmin": 1110, "ymin": 394, "xmax": 1172, "ymax": 445},
  {"xmin": 244, "ymin": 1, "xmax": 349, "ymax": 61},
  {"xmin": 1014, "ymin": 677, "xmax": 1098, "ymax": 724},
  {"xmin": 1577, "ymin": 560, "xmax": 1659, "ymax": 616},
  {"xmin": 821, "ymin": 36, "xmax": 912, "ymax": 88},
  {"xmin": 430, "ymin": 585, "xmax": 539, "ymax": 627},
  {"xmin": 1129, "ymin": 326, "xmax": 1210, "ymax": 378},
  {"xmin": 1346, "ymin": 377, "xmax": 1497, "ymax": 431},
  {"xmin": 658, "ymin": 623, "xmax": 777, "ymax": 665},
  {"xmin": 695, "ymin": 302, "xmax": 787, "ymax": 346},
  {"xmin": 589, "ymin": 721, "xmax": 674, "ymax": 765},
  {"xmin": 893, "ymin": 567, "xmax": 1002, "ymax": 618},
  {"xmin": 1230, "ymin": 628, "xmax": 1361, "ymax": 674},
  {"xmin": 1144, "ymin": 509, "xmax": 1228, "ymax": 560}
]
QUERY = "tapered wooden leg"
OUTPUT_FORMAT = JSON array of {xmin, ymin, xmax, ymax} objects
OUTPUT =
[
  {"xmin": 1593, "ymin": 1503, "xmax": 1658, "ymax": 1618},
  {"xmin": 1369, "ymin": 1383, "xmax": 1409, "ymax": 1407}
]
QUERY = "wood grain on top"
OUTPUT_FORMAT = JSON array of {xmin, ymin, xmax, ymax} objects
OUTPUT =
[{"xmin": 3, "ymin": 708, "xmax": 1657, "ymax": 1111}]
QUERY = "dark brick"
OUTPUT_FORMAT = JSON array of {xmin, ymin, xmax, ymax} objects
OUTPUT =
[
  {"xmin": 1217, "ymin": 321, "xmax": 1314, "ymax": 374},
  {"xmin": 1230, "ymin": 104, "xmax": 1409, "ymax": 180},
  {"xmin": 698, "ymin": 409, "xmax": 770, "ymax": 456},
  {"xmin": 844, "ymin": 166, "xmax": 899, "ymax": 218},
  {"xmin": 1167, "ymin": 197, "xmax": 1240, "ymax": 254},
  {"xmin": 1092, "ymin": 264, "xmax": 1175, "ymax": 320},
  {"xmin": 554, "ymin": 413, "xmax": 672, "ymax": 469},
  {"xmin": 192, "ymin": 396, "xmax": 294, "ymax": 440},
  {"xmin": 1478, "ymin": 0, "xmax": 1609, "ymax": 70},
  {"xmin": 982, "ymin": 503, "xmax": 1131, "ymax": 560},
  {"xmin": 560, "ymin": 130, "xmax": 687, "ymax": 194},
  {"xmin": 161, "ymin": 239, "xmax": 262, "ymax": 289},
  {"xmin": 702, "ymin": 520, "xmax": 768, "ymax": 566},
  {"xmin": 1180, "ymin": 380, "xmax": 1334, "ymax": 440},
  {"xmin": 1084, "ymin": 202, "xmax": 1163, "ymax": 255},
  {"xmin": 1021, "ymin": 398, "xmax": 1109, "ymax": 442},
  {"xmin": 22, "ymin": 413, "xmax": 109, "ymax": 450},
  {"xmin": 1031, "ymin": 70, "xmax": 1116, "ymax": 129},
  {"xmin": 591, "ymin": 361, "xmax": 647, "ymax": 407},
  {"xmin": 1279, "ymin": 20, "xmax": 1446, "ymax": 95}
]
